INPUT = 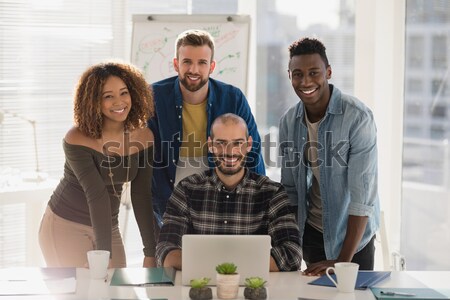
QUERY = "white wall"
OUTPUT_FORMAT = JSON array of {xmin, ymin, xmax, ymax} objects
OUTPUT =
[{"xmin": 354, "ymin": 0, "xmax": 406, "ymax": 268}]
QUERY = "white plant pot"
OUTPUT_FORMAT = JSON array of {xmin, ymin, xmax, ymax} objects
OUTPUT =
[{"xmin": 216, "ymin": 273, "xmax": 240, "ymax": 299}]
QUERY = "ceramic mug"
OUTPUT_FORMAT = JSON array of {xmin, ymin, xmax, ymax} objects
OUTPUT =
[
  {"xmin": 325, "ymin": 262, "xmax": 359, "ymax": 293},
  {"xmin": 87, "ymin": 250, "xmax": 110, "ymax": 279}
]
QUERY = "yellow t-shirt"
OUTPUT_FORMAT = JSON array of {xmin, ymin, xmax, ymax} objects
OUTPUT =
[{"xmin": 180, "ymin": 100, "xmax": 208, "ymax": 158}]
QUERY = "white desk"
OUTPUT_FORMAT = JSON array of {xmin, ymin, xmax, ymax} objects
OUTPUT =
[{"xmin": 3, "ymin": 269, "xmax": 450, "ymax": 300}]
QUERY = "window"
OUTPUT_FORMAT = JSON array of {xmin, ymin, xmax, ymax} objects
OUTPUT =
[
  {"xmin": 431, "ymin": 104, "xmax": 447, "ymax": 119},
  {"xmin": 430, "ymin": 124, "xmax": 446, "ymax": 139},
  {"xmin": 405, "ymin": 102, "xmax": 423, "ymax": 117},
  {"xmin": 407, "ymin": 36, "xmax": 424, "ymax": 68},
  {"xmin": 432, "ymin": 35, "xmax": 447, "ymax": 69},
  {"xmin": 432, "ymin": 78, "xmax": 448, "ymax": 97},
  {"xmin": 0, "ymin": 0, "xmax": 130, "ymax": 267},
  {"xmin": 407, "ymin": 78, "xmax": 424, "ymax": 94},
  {"xmin": 0, "ymin": 0, "xmax": 129, "ymax": 179},
  {"xmin": 402, "ymin": 0, "xmax": 450, "ymax": 270},
  {"xmin": 404, "ymin": 125, "xmax": 423, "ymax": 137}
]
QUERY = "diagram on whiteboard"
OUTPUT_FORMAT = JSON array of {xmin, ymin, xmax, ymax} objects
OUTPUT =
[{"xmin": 131, "ymin": 15, "xmax": 250, "ymax": 93}]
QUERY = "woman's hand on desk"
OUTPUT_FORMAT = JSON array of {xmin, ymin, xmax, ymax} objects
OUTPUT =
[
  {"xmin": 302, "ymin": 260, "xmax": 337, "ymax": 276},
  {"xmin": 143, "ymin": 256, "xmax": 156, "ymax": 268}
]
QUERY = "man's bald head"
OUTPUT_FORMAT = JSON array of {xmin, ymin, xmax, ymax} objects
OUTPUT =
[{"xmin": 210, "ymin": 113, "xmax": 249, "ymax": 139}]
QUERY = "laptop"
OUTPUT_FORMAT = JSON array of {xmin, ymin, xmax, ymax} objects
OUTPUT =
[{"xmin": 181, "ymin": 234, "xmax": 271, "ymax": 286}]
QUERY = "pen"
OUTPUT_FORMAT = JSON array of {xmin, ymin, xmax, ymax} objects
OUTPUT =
[
  {"xmin": 8, "ymin": 280, "xmax": 28, "ymax": 282},
  {"xmin": 380, "ymin": 290, "xmax": 416, "ymax": 297},
  {"xmin": 123, "ymin": 283, "xmax": 173, "ymax": 287},
  {"xmin": 137, "ymin": 283, "xmax": 172, "ymax": 287}
]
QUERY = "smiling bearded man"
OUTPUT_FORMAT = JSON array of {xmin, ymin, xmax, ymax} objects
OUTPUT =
[
  {"xmin": 155, "ymin": 113, "xmax": 302, "ymax": 273},
  {"xmin": 209, "ymin": 116, "xmax": 250, "ymax": 176}
]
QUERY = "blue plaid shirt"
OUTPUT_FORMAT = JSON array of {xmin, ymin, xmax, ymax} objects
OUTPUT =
[{"xmin": 156, "ymin": 169, "xmax": 302, "ymax": 271}]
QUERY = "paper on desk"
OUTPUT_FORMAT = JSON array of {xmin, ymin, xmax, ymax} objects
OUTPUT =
[
  {"xmin": 0, "ymin": 267, "xmax": 76, "ymax": 295},
  {"xmin": 0, "ymin": 267, "xmax": 76, "ymax": 281},
  {"xmin": 0, "ymin": 277, "xmax": 76, "ymax": 295}
]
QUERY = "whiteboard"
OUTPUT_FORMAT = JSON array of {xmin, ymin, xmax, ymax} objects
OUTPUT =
[{"xmin": 131, "ymin": 14, "xmax": 250, "ymax": 94}]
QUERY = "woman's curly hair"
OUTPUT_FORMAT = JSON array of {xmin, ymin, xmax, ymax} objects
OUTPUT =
[{"xmin": 73, "ymin": 61, "xmax": 154, "ymax": 139}]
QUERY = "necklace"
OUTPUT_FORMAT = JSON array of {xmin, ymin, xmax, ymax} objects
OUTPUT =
[{"xmin": 103, "ymin": 130, "xmax": 130, "ymax": 201}]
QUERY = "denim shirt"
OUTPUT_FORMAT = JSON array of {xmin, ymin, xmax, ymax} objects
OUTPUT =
[
  {"xmin": 148, "ymin": 76, "xmax": 265, "ymax": 222},
  {"xmin": 279, "ymin": 85, "xmax": 380, "ymax": 259}
]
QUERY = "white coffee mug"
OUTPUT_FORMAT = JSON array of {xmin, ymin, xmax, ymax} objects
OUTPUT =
[
  {"xmin": 325, "ymin": 262, "xmax": 359, "ymax": 293},
  {"xmin": 87, "ymin": 250, "xmax": 110, "ymax": 279}
]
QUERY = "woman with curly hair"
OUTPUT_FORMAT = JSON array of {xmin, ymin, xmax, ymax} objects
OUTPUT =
[{"xmin": 39, "ymin": 61, "xmax": 156, "ymax": 268}]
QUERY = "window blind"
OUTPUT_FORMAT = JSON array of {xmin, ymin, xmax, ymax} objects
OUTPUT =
[
  {"xmin": 0, "ymin": 0, "xmax": 130, "ymax": 179},
  {"xmin": 0, "ymin": 0, "xmax": 130, "ymax": 267}
]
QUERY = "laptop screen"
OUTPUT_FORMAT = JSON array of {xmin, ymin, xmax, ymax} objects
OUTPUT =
[{"xmin": 181, "ymin": 234, "xmax": 271, "ymax": 286}]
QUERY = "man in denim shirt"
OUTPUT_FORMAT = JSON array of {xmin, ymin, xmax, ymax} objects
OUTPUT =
[
  {"xmin": 279, "ymin": 37, "xmax": 380, "ymax": 276},
  {"xmin": 148, "ymin": 30, "xmax": 265, "ymax": 226}
]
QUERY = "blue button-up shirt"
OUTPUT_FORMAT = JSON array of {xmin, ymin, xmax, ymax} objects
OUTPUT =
[
  {"xmin": 148, "ymin": 76, "xmax": 265, "ymax": 222},
  {"xmin": 279, "ymin": 85, "xmax": 380, "ymax": 259}
]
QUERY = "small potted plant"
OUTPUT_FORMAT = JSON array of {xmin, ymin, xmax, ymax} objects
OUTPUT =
[
  {"xmin": 215, "ymin": 262, "xmax": 240, "ymax": 299},
  {"xmin": 189, "ymin": 277, "xmax": 212, "ymax": 300},
  {"xmin": 243, "ymin": 277, "xmax": 267, "ymax": 300}
]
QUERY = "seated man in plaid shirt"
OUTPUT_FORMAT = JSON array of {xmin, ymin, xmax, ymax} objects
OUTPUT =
[{"xmin": 155, "ymin": 113, "xmax": 302, "ymax": 272}]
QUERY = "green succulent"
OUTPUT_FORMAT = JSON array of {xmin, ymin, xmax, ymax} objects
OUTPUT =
[
  {"xmin": 215, "ymin": 262, "xmax": 238, "ymax": 274},
  {"xmin": 190, "ymin": 277, "xmax": 211, "ymax": 288},
  {"xmin": 244, "ymin": 277, "xmax": 267, "ymax": 289}
]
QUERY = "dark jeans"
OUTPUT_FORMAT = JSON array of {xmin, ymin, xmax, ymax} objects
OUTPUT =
[{"xmin": 302, "ymin": 222, "xmax": 375, "ymax": 270}]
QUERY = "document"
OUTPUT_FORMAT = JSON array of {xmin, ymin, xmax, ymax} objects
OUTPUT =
[
  {"xmin": 308, "ymin": 271, "xmax": 391, "ymax": 290},
  {"xmin": 0, "ymin": 267, "xmax": 76, "ymax": 295},
  {"xmin": 371, "ymin": 287, "xmax": 450, "ymax": 299},
  {"xmin": 110, "ymin": 267, "xmax": 176, "ymax": 287}
]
